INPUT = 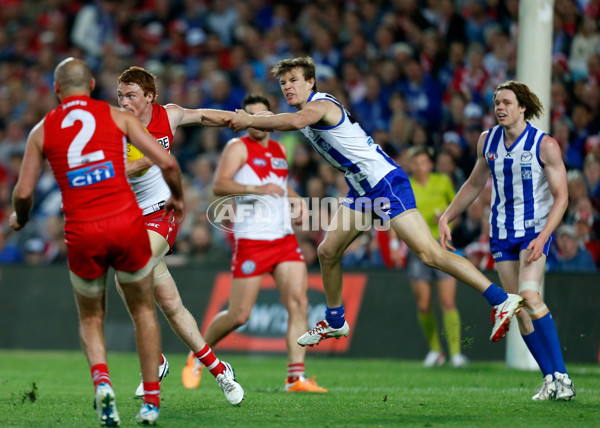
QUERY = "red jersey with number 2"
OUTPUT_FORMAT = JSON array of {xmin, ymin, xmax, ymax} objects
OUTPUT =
[
  {"xmin": 43, "ymin": 95, "xmax": 139, "ymax": 222},
  {"xmin": 43, "ymin": 95, "xmax": 150, "ymax": 279}
]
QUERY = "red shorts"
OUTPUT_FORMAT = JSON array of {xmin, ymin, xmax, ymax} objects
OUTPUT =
[
  {"xmin": 65, "ymin": 210, "xmax": 152, "ymax": 279},
  {"xmin": 144, "ymin": 209, "xmax": 179, "ymax": 254},
  {"xmin": 231, "ymin": 234, "xmax": 305, "ymax": 278}
]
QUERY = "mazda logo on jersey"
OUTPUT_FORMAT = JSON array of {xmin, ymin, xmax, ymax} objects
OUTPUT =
[
  {"xmin": 253, "ymin": 158, "xmax": 267, "ymax": 167},
  {"xmin": 202, "ymin": 273, "xmax": 367, "ymax": 353},
  {"xmin": 486, "ymin": 152, "xmax": 498, "ymax": 160},
  {"xmin": 521, "ymin": 152, "xmax": 533, "ymax": 162}
]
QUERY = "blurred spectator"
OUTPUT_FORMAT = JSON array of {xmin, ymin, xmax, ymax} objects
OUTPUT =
[
  {"xmin": 70, "ymin": 0, "xmax": 124, "ymax": 71},
  {"xmin": 451, "ymin": 197, "xmax": 486, "ymax": 250},
  {"xmin": 341, "ymin": 232, "xmax": 372, "ymax": 268},
  {"xmin": 462, "ymin": 207, "xmax": 495, "ymax": 271},
  {"xmin": 548, "ymin": 224, "xmax": 596, "ymax": 272},
  {"xmin": 450, "ymin": 42, "xmax": 488, "ymax": 104},
  {"xmin": 569, "ymin": 15, "xmax": 600, "ymax": 79},
  {"xmin": 42, "ymin": 214, "xmax": 67, "ymax": 264},
  {"xmin": 0, "ymin": 227, "xmax": 22, "ymax": 264},
  {"xmin": 0, "ymin": 120, "xmax": 26, "ymax": 165},
  {"xmin": 205, "ymin": 0, "xmax": 238, "ymax": 47},
  {"xmin": 583, "ymin": 152, "xmax": 600, "ymax": 203},
  {"xmin": 351, "ymin": 74, "xmax": 390, "ymax": 135},
  {"xmin": 573, "ymin": 209, "xmax": 600, "ymax": 266},
  {"xmin": 567, "ymin": 169, "xmax": 589, "ymax": 217},
  {"xmin": 181, "ymin": 220, "xmax": 228, "ymax": 264},
  {"xmin": 463, "ymin": 0, "xmax": 493, "ymax": 45},
  {"xmin": 436, "ymin": 0, "xmax": 468, "ymax": 45},
  {"xmin": 398, "ymin": 57, "xmax": 443, "ymax": 131},
  {"xmin": 568, "ymin": 102, "xmax": 595, "ymax": 169},
  {"xmin": 435, "ymin": 148, "xmax": 466, "ymax": 190},
  {"xmin": 23, "ymin": 237, "xmax": 46, "ymax": 265}
]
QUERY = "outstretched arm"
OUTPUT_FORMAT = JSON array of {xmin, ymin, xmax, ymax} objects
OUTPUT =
[
  {"xmin": 525, "ymin": 135, "xmax": 568, "ymax": 263},
  {"xmin": 228, "ymin": 100, "xmax": 333, "ymax": 132},
  {"xmin": 165, "ymin": 104, "xmax": 235, "ymax": 130},
  {"xmin": 439, "ymin": 132, "xmax": 491, "ymax": 250},
  {"xmin": 10, "ymin": 121, "xmax": 45, "ymax": 230}
]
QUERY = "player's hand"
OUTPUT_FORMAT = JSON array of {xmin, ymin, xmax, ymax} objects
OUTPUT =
[
  {"xmin": 525, "ymin": 235, "xmax": 546, "ymax": 264},
  {"xmin": 257, "ymin": 183, "xmax": 285, "ymax": 197},
  {"xmin": 438, "ymin": 217, "xmax": 456, "ymax": 251},
  {"xmin": 164, "ymin": 196, "xmax": 185, "ymax": 224},
  {"xmin": 8, "ymin": 212, "xmax": 25, "ymax": 231},
  {"xmin": 229, "ymin": 109, "xmax": 252, "ymax": 132}
]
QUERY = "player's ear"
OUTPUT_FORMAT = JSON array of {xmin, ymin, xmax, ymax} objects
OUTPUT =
[{"xmin": 90, "ymin": 78, "xmax": 96, "ymax": 92}]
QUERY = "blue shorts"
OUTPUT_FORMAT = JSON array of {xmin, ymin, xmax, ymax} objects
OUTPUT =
[
  {"xmin": 342, "ymin": 168, "xmax": 417, "ymax": 222},
  {"xmin": 489, "ymin": 233, "xmax": 553, "ymax": 262}
]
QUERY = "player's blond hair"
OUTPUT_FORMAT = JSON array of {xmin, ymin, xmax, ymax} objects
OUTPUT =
[
  {"xmin": 118, "ymin": 66, "xmax": 158, "ymax": 101},
  {"xmin": 271, "ymin": 57, "xmax": 318, "ymax": 92}
]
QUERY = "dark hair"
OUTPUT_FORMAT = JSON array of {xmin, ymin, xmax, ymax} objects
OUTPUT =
[
  {"xmin": 493, "ymin": 80, "xmax": 543, "ymax": 121},
  {"xmin": 271, "ymin": 57, "xmax": 317, "ymax": 92},
  {"xmin": 242, "ymin": 94, "xmax": 270, "ymax": 111},
  {"xmin": 117, "ymin": 66, "xmax": 157, "ymax": 101}
]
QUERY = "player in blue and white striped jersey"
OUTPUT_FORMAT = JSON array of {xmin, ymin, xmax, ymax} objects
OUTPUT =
[
  {"xmin": 228, "ymin": 57, "xmax": 523, "ymax": 350},
  {"xmin": 439, "ymin": 80, "xmax": 575, "ymax": 401}
]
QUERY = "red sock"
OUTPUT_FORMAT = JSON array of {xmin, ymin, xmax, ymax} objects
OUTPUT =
[
  {"xmin": 194, "ymin": 344, "xmax": 226, "ymax": 377},
  {"xmin": 287, "ymin": 362, "xmax": 305, "ymax": 384},
  {"xmin": 143, "ymin": 381, "xmax": 160, "ymax": 408},
  {"xmin": 91, "ymin": 364, "xmax": 111, "ymax": 388}
]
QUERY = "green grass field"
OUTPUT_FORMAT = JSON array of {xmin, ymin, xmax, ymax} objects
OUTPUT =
[{"xmin": 0, "ymin": 350, "xmax": 598, "ymax": 427}]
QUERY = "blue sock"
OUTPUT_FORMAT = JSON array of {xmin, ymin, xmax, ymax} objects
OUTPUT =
[
  {"xmin": 522, "ymin": 330, "xmax": 553, "ymax": 377},
  {"xmin": 533, "ymin": 312, "xmax": 567, "ymax": 374},
  {"xmin": 325, "ymin": 305, "xmax": 345, "ymax": 329},
  {"xmin": 482, "ymin": 283, "xmax": 508, "ymax": 306}
]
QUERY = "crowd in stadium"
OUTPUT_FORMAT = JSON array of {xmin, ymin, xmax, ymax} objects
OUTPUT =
[{"xmin": 0, "ymin": 0, "xmax": 599, "ymax": 272}]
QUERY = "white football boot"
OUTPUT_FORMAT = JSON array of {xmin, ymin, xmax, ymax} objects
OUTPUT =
[
  {"xmin": 297, "ymin": 320, "xmax": 350, "ymax": 346},
  {"xmin": 135, "ymin": 403, "xmax": 159, "ymax": 425},
  {"xmin": 95, "ymin": 383, "xmax": 120, "ymax": 427},
  {"xmin": 554, "ymin": 372, "xmax": 576, "ymax": 401},
  {"xmin": 135, "ymin": 354, "xmax": 170, "ymax": 398},
  {"xmin": 423, "ymin": 351, "xmax": 446, "ymax": 367},
  {"xmin": 532, "ymin": 374, "xmax": 557, "ymax": 401},
  {"xmin": 216, "ymin": 361, "xmax": 244, "ymax": 405},
  {"xmin": 490, "ymin": 294, "xmax": 524, "ymax": 342}
]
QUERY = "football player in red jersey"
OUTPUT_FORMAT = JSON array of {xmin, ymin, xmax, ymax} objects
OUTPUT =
[
  {"xmin": 183, "ymin": 94, "xmax": 327, "ymax": 393},
  {"xmin": 115, "ymin": 66, "xmax": 244, "ymax": 405},
  {"xmin": 9, "ymin": 57, "xmax": 184, "ymax": 425}
]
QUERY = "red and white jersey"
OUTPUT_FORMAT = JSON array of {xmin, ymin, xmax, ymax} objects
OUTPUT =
[
  {"xmin": 130, "ymin": 103, "xmax": 173, "ymax": 214},
  {"xmin": 232, "ymin": 135, "xmax": 293, "ymax": 240},
  {"xmin": 43, "ymin": 95, "xmax": 139, "ymax": 222}
]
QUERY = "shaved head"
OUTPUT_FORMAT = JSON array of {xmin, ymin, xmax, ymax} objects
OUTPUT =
[{"xmin": 54, "ymin": 57, "xmax": 94, "ymax": 96}]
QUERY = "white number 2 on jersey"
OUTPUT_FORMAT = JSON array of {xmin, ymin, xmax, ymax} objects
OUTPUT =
[{"xmin": 62, "ymin": 109, "xmax": 105, "ymax": 168}]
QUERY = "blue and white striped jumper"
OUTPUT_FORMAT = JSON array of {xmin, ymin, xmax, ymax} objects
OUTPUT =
[
  {"xmin": 298, "ymin": 92, "xmax": 397, "ymax": 196},
  {"xmin": 484, "ymin": 122, "xmax": 554, "ymax": 240}
]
